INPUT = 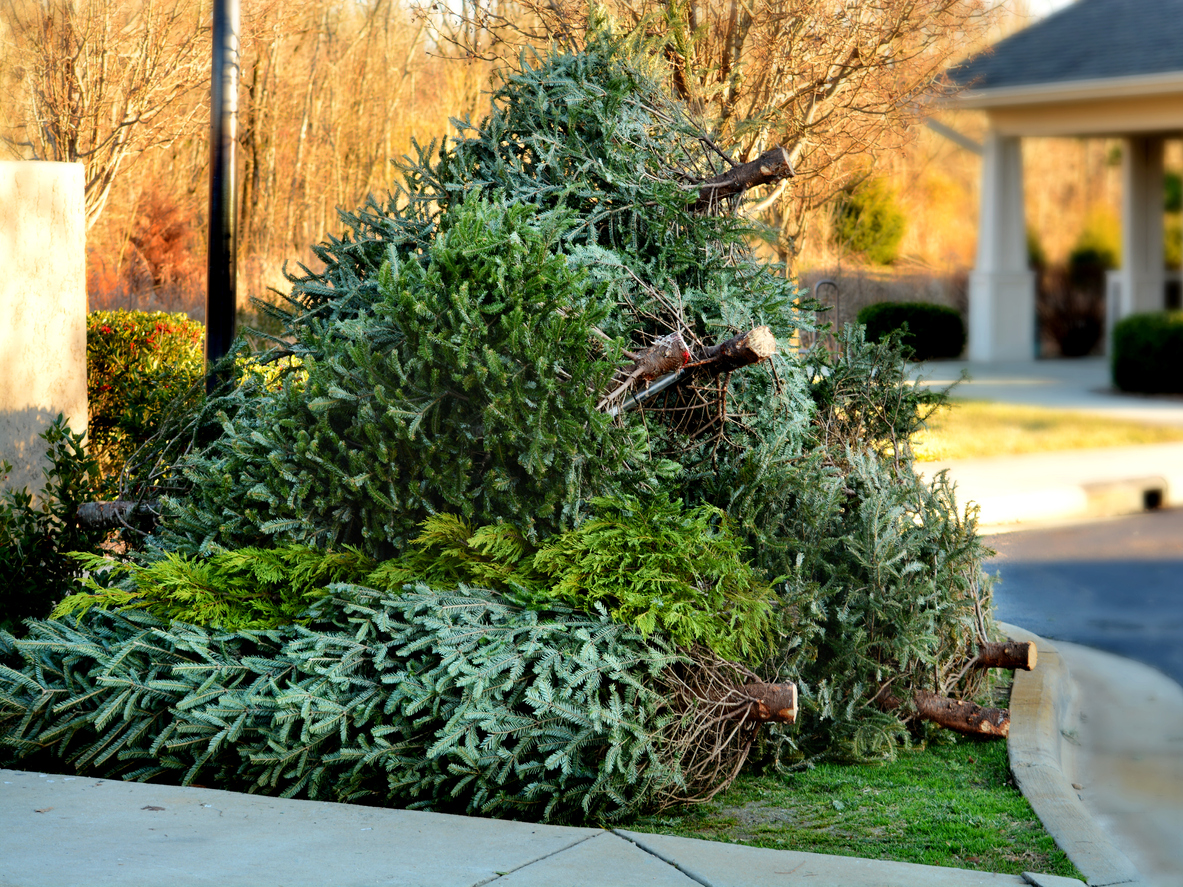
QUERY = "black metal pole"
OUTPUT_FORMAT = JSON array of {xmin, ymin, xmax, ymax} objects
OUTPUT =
[{"xmin": 206, "ymin": 0, "xmax": 239, "ymax": 389}]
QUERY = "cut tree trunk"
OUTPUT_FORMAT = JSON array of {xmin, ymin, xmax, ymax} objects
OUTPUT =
[
  {"xmin": 76, "ymin": 501, "xmax": 156, "ymax": 530},
  {"xmin": 602, "ymin": 326, "xmax": 778, "ymax": 414},
  {"xmin": 974, "ymin": 641, "xmax": 1037, "ymax": 672},
  {"xmin": 718, "ymin": 681, "xmax": 798, "ymax": 724},
  {"xmin": 685, "ymin": 326, "xmax": 777, "ymax": 376},
  {"xmin": 694, "ymin": 146, "xmax": 795, "ymax": 212},
  {"xmin": 913, "ymin": 690, "xmax": 1010, "ymax": 738},
  {"xmin": 598, "ymin": 331, "xmax": 692, "ymax": 410},
  {"xmin": 741, "ymin": 681, "xmax": 797, "ymax": 723},
  {"xmin": 631, "ymin": 331, "xmax": 692, "ymax": 381}
]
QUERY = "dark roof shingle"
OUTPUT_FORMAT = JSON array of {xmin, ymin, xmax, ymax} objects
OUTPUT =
[{"xmin": 950, "ymin": 0, "xmax": 1183, "ymax": 92}]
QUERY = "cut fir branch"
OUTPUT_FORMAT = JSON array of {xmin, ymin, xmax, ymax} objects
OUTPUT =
[{"xmin": 3, "ymin": 585, "xmax": 798, "ymax": 820}]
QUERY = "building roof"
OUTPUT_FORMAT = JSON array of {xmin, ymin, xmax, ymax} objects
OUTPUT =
[{"xmin": 950, "ymin": 0, "xmax": 1183, "ymax": 94}]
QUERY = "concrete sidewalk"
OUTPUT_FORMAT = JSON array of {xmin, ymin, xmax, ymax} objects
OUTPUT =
[
  {"xmin": 912, "ymin": 358, "xmax": 1183, "ymax": 531},
  {"xmin": 1056, "ymin": 643, "xmax": 1183, "ymax": 887},
  {"xmin": 0, "ymin": 767, "xmax": 1085, "ymax": 887},
  {"xmin": 1001, "ymin": 625, "xmax": 1176, "ymax": 887}
]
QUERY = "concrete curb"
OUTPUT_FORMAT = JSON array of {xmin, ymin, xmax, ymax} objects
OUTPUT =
[{"xmin": 1000, "ymin": 622, "xmax": 1148, "ymax": 887}]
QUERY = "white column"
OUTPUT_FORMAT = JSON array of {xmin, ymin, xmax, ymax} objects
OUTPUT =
[
  {"xmin": 968, "ymin": 131, "xmax": 1036, "ymax": 361},
  {"xmin": 0, "ymin": 162, "xmax": 88, "ymax": 496},
  {"xmin": 1115, "ymin": 135, "xmax": 1165, "ymax": 318}
]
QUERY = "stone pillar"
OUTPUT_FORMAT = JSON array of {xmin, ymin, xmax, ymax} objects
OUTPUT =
[
  {"xmin": 1115, "ymin": 135, "xmax": 1166, "ymax": 318},
  {"xmin": 0, "ymin": 162, "xmax": 88, "ymax": 495},
  {"xmin": 968, "ymin": 130, "xmax": 1037, "ymax": 362}
]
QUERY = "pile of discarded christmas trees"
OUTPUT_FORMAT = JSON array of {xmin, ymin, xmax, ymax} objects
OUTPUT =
[{"xmin": 0, "ymin": 35, "xmax": 1025, "ymax": 823}]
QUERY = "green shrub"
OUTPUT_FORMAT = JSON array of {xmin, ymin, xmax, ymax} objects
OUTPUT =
[
  {"xmin": 1027, "ymin": 229, "xmax": 1048, "ymax": 271},
  {"xmin": 1068, "ymin": 210, "xmax": 1120, "ymax": 282},
  {"xmin": 0, "ymin": 417, "xmax": 106, "ymax": 632},
  {"xmin": 1166, "ymin": 218, "xmax": 1182, "ymax": 270},
  {"xmin": 1111, "ymin": 311, "xmax": 1183, "ymax": 393},
  {"xmin": 1165, "ymin": 171, "xmax": 1181, "ymax": 213},
  {"xmin": 856, "ymin": 302, "xmax": 966, "ymax": 361},
  {"xmin": 87, "ymin": 310, "xmax": 204, "ymax": 486},
  {"xmin": 1033, "ymin": 218, "xmax": 1115, "ymax": 359},
  {"xmin": 833, "ymin": 178, "xmax": 907, "ymax": 265}
]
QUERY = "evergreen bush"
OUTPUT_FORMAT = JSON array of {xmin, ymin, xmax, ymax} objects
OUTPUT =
[
  {"xmin": 0, "ymin": 417, "xmax": 106, "ymax": 632},
  {"xmin": 833, "ymin": 178, "xmax": 907, "ymax": 265},
  {"xmin": 1068, "ymin": 211, "xmax": 1120, "ymax": 278},
  {"xmin": 857, "ymin": 302, "xmax": 966, "ymax": 361},
  {"xmin": 87, "ymin": 310, "xmax": 204, "ymax": 487},
  {"xmin": 1111, "ymin": 311, "xmax": 1183, "ymax": 393}
]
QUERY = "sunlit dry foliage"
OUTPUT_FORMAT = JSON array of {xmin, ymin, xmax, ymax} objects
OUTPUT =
[
  {"xmin": 419, "ymin": 0, "xmax": 995, "ymax": 263},
  {"xmin": 0, "ymin": 0, "xmax": 209, "ymax": 228}
]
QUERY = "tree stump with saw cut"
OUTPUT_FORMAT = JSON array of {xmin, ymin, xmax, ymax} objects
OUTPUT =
[
  {"xmin": 913, "ymin": 690, "xmax": 1010, "ymax": 738},
  {"xmin": 974, "ymin": 641, "xmax": 1037, "ymax": 672}
]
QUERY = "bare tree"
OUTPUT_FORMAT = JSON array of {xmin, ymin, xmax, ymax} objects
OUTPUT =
[
  {"xmin": 413, "ymin": 0, "xmax": 995, "ymax": 264},
  {"xmin": 233, "ymin": 0, "xmax": 434, "ymax": 261},
  {"xmin": 0, "ymin": 0, "xmax": 209, "ymax": 228}
]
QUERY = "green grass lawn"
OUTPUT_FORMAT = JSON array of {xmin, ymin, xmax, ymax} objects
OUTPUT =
[
  {"xmin": 629, "ymin": 737, "xmax": 1083, "ymax": 880},
  {"xmin": 913, "ymin": 399, "xmax": 1183, "ymax": 462}
]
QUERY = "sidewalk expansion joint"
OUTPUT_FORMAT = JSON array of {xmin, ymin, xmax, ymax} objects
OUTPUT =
[
  {"xmin": 611, "ymin": 829, "xmax": 714, "ymax": 887},
  {"xmin": 470, "ymin": 832, "xmax": 600, "ymax": 886}
]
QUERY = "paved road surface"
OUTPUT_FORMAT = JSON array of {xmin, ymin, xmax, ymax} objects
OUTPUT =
[{"xmin": 986, "ymin": 507, "xmax": 1183, "ymax": 686}]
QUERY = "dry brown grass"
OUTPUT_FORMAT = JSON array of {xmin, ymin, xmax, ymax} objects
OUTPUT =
[{"xmin": 913, "ymin": 400, "xmax": 1183, "ymax": 462}]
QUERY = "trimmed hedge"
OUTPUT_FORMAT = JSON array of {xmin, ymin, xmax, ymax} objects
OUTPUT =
[
  {"xmin": 87, "ymin": 310, "xmax": 204, "ymax": 485},
  {"xmin": 1111, "ymin": 311, "xmax": 1183, "ymax": 393},
  {"xmin": 857, "ymin": 302, "xmax": 966, "ymax": 361}
]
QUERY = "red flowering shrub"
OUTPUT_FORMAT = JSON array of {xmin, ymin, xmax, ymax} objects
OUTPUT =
[{"xmin": 87, "ymin": 310, "xmax": 205, "ymax": 486}]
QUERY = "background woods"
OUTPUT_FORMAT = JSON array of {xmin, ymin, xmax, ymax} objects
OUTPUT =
[
  {"xmin": 2, "ymin": 0, "xmax": 1147, "ymax": 341},
  {"xmin": 0, "ymin": 0, "xmax": 486, "ymax": 318},
  {"xmin": 433, "ymin": 0, "xmax": 995, "ymax": 262},
  {"xmin": 0, "ymin": 0, "xmax": 209, "ymax": 228},
  {"xmin": 0, "ymin": 0, "xmax": 1003, "ymax": 318}
]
